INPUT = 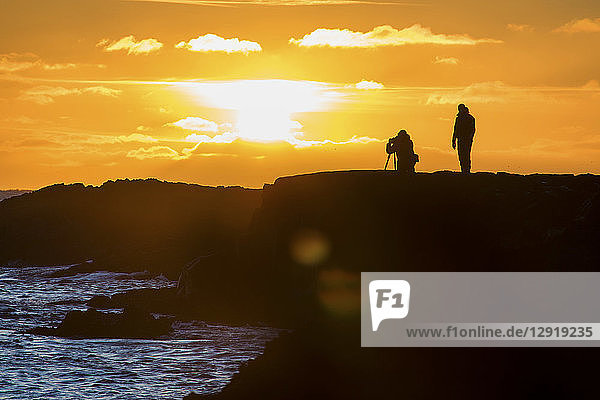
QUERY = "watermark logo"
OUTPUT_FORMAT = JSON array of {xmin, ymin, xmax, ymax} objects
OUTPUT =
[{"xmin": 369, "ymin": 280, "xmax": 411, "ymax": 331}]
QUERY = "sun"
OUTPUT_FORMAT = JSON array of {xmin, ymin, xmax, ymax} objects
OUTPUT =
[
  {"xmin": 236, "ymin": 110, "xmax": 303, "ymax": 142},
  {"xmin": 182, "ymin": 79, "xmax": 339, "ymax": 144}
]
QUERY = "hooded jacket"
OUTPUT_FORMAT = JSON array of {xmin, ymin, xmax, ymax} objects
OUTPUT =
[{"xmin": 452, "ymin": 110, "xmax": 476, "ymax": 143}]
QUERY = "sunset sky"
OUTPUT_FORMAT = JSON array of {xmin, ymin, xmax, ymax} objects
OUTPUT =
[{"xmin": 1, "ymin": 0, "xmax": 599, "ymax": 189}]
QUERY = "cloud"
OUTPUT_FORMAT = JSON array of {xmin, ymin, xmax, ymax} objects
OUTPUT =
[
  {"xmin": 183, "ymin": 131, "xmax": 381, "ymax": 148},
  {"xmin": 433, "ymin": 56, "xmax": 459, "ymax": 65},
  {"xmin": 167, "ymin": 116, "xmax": 240, "ymax": 144},
  {"xmin": 2, "ymin": 116, "xmax": 37, "ymax": 124},
  {"xmin": 175, "ymin": 34, "xmax": 262, "ymax": 54},
  {"xmin": 426, "ymin": 81, "xmax": 515, "ymax": 105},
  {"xmin": 84, "ymin": 86, "xmax": 122, "ymax": 97},
  {"xmin": 554, "ymin": 18, "xmax": 600, "ymax": 33},
  {"xmin": 289, "ymin": 24, "xmax": 503, "ymax": 48},
  {"xmin": 167, "ymin": 116, "xmax": 221, "ymax": 132},
  {"xmin": 582, "ymin": 80, "xmax": 600, "ymax": 90},
  {"xmin": 97, "ymin": 36, "xmax": 163, "ymax": 55},
  {"xmin": 354, "ymin": 80, "xmax": 385, "ymax": 90},
  {"xmin": 423, "ymin": 81, "xmax": 575, "ymax": 105},
  {"xmin": 184, "ymin": 132, "xmax": 239, "ymax": 144},
  {"xmin": 117, "ymin": 133, "xmax": 158, "ymax": 143},
  {"xmin": 165, "ymin": 112, "xmax": 379, "ymax": 148},
  {"xmin": 0, "ymin": 53, "xmax": 38, "ymax": 72},
  {"xmin": 506, "ymin": 24, "xmax": 534, "ymax": 32},
  {"xmin": 286, "ymin": 135, "xmax": 381, "ymax": 148},
  {"xmin": 41, "ymin": 63, "xmax": 78, "ymax": 71},
  {"xmin": 83, "ymin": 133, "xmax": 160, "ymax": 144},
  {"xmin": 19, "ymin": 87, "xmax": 80, "ymax": 105},
  {"xmin": 127, "ymin": 146, "xmax": 186, "ymax": 160},
  {"xmin": 18, "ymin": 85, "xmax": 122, "ymax": 104},
  {"xmin": 0, "ymin": 53, "xmax": 96, "ymax": 73},
  {"xmin": 127, "ymin": 143, "xmax": 240, "ymax": 160},
  {"xmin": 167, "ymin": 115, "xmax": 381, "ymax": 149},
  {"xmin": 169, "ymin": 116, "xmax": 240, "ymax": 144},
  {"xmin": 127, "ymin": 0, "xmax": 407, "ymax": 6},
  {"xmin": 479, "ymin": 134, "xmax": 600, "ymax": 158}
]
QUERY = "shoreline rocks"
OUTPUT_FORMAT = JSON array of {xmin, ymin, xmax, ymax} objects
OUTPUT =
[{"xmin": 27, "ymin": 308, "xmax": 173, "ymax": 338}]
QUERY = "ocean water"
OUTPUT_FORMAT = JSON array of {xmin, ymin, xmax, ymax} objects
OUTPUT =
[{"xmin": 0, "ymin": 265, "xmax": 280, "ymax": 400}]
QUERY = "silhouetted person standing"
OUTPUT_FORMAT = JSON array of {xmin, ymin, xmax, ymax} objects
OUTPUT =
[
  {"xmin": 386, "ymin": 130, "xmax": 418, "ymax": 173},
  {"xmin": 452, "ymin": 104, "xmax": 476, "ymax": 173}
]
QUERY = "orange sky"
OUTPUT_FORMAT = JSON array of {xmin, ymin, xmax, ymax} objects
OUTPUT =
[{"xmin": 1, "ymin": 0, "xmax": 599, "ymax": 189}]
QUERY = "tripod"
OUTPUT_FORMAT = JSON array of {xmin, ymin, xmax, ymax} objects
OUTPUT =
[{"xmin": 384, "ymin": 153, "xmax": 397, "ymax": 170}]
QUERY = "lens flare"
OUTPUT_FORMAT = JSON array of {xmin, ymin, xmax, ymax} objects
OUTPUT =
[
  {"xmin": 317, "ymin": 269, "xmax": 361, "ymax": 317},
  {"xmin": 289, "ymin": 228, "xmax": 330, "ymax": 266}
]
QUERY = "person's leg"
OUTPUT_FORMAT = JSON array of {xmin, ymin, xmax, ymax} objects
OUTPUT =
[
  {"xmin": 457, "ymin": 143, "xmax": 466, "ymax": 172},
  {"xmin": 397, "ymin": 157, "xmax": 411, "ymax": 173},
  {"xmin": 465, "ymin": 140, "xmax": 473, "ymax": 173},
  {"xmin": 458, "ymin": 140, "xmax": 473, "ymax": 173}
]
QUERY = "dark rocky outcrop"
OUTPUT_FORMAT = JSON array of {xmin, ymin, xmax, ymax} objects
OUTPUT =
[
  {"xmin": 0, "ymin": 179, "xmax": 261, "ymax": 279},
  {"xmin": 4, "ymin": 171, "xmax": 600, "ymax": 398},
  {"xmin": 173, "ymin": 171, "xmax": 600, "ymax": 327},
  {"xmin": 5, "ymin": 172, "xmax": 600, "ymax": 326},
  {"xmin": 87, "ymin": 287, "xmax": 180, "ymax": 315},
  {"xmin": 27, "ymin": 308, "xmax": 172, "ymax": 338},
  {"xmin": 250, "ymin": 171, "xmax": 600, "ymax": 274},
  {"xmin": 187, "ymin": 323, "xmax": 600, "ymax": 400},
  {"xmin": 180, "ymin": 171, "xmax": 600, "ymax": 400},
  {"xmin": 45, "ymin": 260, "xmax": 109, "ymax": 278}
]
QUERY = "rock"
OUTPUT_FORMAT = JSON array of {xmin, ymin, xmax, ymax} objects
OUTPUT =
[
  {"xmin": 179, "ymin": 171, "xmax": 600, "ymax": 400},
  {"xmin": 45, "ymin": 261, "xmax": 102, "ymax": 278},
  {"xmin": 27, "ymin": 307, "xmax": 172, "ymax": 338},
  {"xmin": 0, "ymin": 179, "xmax": 261, "ymax": 278},
  {"xmin": 187, "ymin": 322, "xmax": 600, "ymax": 400},
  {"xmin": 86, "ymin": 287, "xmax": 180, "ymax": 315},
  {"xmin": 86, "ymin": 294, "xmax": 112, "ymax": 308}
]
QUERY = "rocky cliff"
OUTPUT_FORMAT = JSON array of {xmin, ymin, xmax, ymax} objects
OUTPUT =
[
  {"xmin": 255, "ymin": 171, "xmax": 600, "ymax": 273},
  {"xmin": 186, "ymin": 171, "xmax": 600, "ymax": 400},
  {"xmin": 3, "ymin": 171, "xmax": 600, "ymax": 399},
  {"xmin": 0, "ymin": 179, "xmax": 261, "ymax": 279},
  {"xmin": 188, "ymin": 171, "xmax": 600, "ymax": 324},
  {"xmin": 2, "ymin": 172, "xmax": 599, "ymax": 323}
]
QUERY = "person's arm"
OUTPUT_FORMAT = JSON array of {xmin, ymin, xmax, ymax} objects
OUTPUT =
[
  {"xmin": 471, "ymin": 115, "xmax": 476, "ymax": 139},
  {"xmin": 386, "ymin": 140, "xmax": 395, "ymax": 154},
  {"xmin": 452, "ymin": 118, "xmax": 459, "ymax": 149}
]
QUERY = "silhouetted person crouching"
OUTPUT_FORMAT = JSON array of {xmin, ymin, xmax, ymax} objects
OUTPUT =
[
  {"xmin": 452, "ymin": 104, "xmax": 476, "ymax": 173},
  {"xmin": 386, "ymin": 130, "xmax": 419, "ymax": 173}
]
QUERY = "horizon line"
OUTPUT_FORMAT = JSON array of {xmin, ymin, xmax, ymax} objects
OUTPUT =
[{"xmin": 3, "ymin": 169, "xmax": 597, "ymax": 192}]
